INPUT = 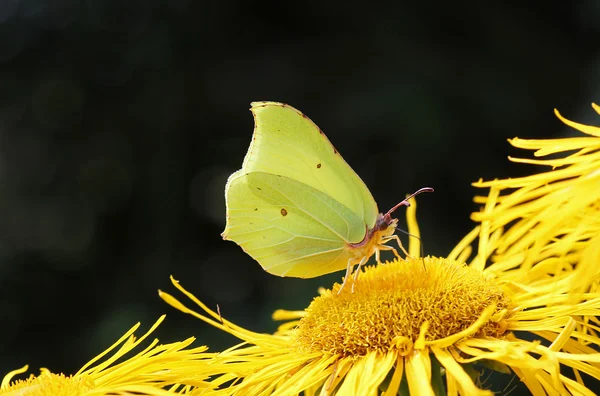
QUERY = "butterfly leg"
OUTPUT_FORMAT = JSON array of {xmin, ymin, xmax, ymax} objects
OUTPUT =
[
  {"xmin": 386, "ymin": 235, "xmax": 426, "ymax": 271},
  {"xmin": 338, "ymin": 258, "xmax": 356, "ymax": 294},
  {"xmin": 387, "ymin": 234, "xmax": 411, "ymax": 258},
  {"xmin": 351, "ymin": 255, "xmax": 369, "ymax": 293},
  {"xmin": 377, "ymin": 244, "xmax": 401, "ymax": 261},
  {"xmin": 375, "ymin": 246, "xmax": 381, "ymax": 264}
]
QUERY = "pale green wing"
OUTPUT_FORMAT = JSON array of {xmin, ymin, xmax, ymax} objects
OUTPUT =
[
  {"xmin": 222, "ymin": 171, "xmax": 365, "ymax": 278},
  {"xmin": 241, "ymin": 101, "xmax": 379, "ymax": 229}
]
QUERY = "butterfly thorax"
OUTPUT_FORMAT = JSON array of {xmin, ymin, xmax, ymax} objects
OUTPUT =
[{"xmin": 346, "ymin": 214, "xmax": 398, "ymax": 259}]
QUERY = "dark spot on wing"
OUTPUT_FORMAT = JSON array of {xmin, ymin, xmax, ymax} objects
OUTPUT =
[
  {"xmin": 254, "ymin": 208, "xmax": 258, "ymax": 211},
  {"xmin": 316, "ymin": 163, "xmax": 322, "ymax": 168},
  {"xmin": 333, "ymin": 147, "xmax": 338, "ymax": 154},
  {"xmin": 257, "ymin": 187, "xmax": 262, "ymax": 191},
  {"xmin": 281, "ymin": 208, "xmax": 288, "ymax": 216}
]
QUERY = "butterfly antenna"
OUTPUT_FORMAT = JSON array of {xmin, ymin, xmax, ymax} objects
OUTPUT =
[
  {"xmin": 384, "ymin": 187, "xmax": 434, "ymax": 218},
  {"xmin": 387, "ymin": 187, "xmax": 433, "ymax": 272}
]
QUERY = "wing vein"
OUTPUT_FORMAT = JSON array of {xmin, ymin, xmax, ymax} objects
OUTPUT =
[
  {"xmin": 227, "ymin": 224, "xmax": 341, "ymax": 244},
  {"xmin": 265, "ymin": 246, "xmax": 346, "ymax": 268},
  {"xmin": 271, "ymin": 185, "xmax": 351, "ymax": 243}
]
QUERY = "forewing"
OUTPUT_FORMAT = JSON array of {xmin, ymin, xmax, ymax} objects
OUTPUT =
[
  {"xmin": 242, "ymin": 101, "xmax": 379, "ymax": 228},
  {"xmin": 222, "ymin": 171, "xmax": 364, "ymax": 278}
]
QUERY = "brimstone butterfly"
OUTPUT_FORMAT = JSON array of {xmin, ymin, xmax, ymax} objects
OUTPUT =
[{"xmin": 222, "ymin": 102, "xmax": 432, "ymax": 289}]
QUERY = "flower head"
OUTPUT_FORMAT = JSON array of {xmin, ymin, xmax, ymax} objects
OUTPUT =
[
  {"xmin": 0, "ymin": 316, "xmax": 210, "ymax": 396},
  {"xmin": 160, "ymin": 145, "xmax": 600, "ymax": 396}
]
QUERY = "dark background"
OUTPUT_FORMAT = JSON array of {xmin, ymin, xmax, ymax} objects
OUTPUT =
[{"xmin": 0, "ymin": 0, "xmax": 598, "ymax": 392}]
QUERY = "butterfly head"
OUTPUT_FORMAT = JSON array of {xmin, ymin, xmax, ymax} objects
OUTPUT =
[
  {"xmin": 377, "ymin": 187, "xmax": 434, "ymax": 234},
  {"xmin": 374, "ymin": 212, "xmax": 398, "ymax": 236}
]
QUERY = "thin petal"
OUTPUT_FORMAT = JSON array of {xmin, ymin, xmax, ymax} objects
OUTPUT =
[
  {"xmin": 271, "ymin": 354, "xmax": 337, "ymax": 396},
  {"xmin": 447, "ymin": 226, "xmax": 479, "ymax": 263},
  {"xmin": 510, "ymin": 366, "xmax": 546, "ymax": 396},
  {"xmin": 382, "ymin": 355, "xmax": 404, "ymax": 396},
  {"xmin": 319, "ymin": 358, "xmax": 353, "ymax": 396},
  {"xmin": 336, "ymin": 352, "xmax": 395, "ymax": 396},
  {"xmin": 406, "ymin": 196, "xmax": 421, "ymax": 258},
  {"xmin": 425, "ymin": 304, "xmax": 497, "ymax": 348},
  {"xmin": 560, "ymin": 374, "xmax": 596, "ymax": 396},
  {"xmin": 405, "ymin": 350, "xmax": 434, "ymax": 396},
  {"xmin": 445, "ymin": 372, "xmax": 458, "ymax": 396},
  {"xmin": 431, "ymin": 347, "xmax": 491, "ymax": 396},
  {"xmin": 272, "ymin": 309, "xmax": 306, "ymax": 320},
  {"xmin": 554, "ymin": 108, "xmax": 600, "ymax": 137},
  {"xmin": 1, "ymin": 365, "xmax": 29, "ymax": 389}
]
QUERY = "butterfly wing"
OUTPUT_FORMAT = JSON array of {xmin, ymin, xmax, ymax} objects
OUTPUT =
[
  {"xmin": 241, "ymin": 101, "xmax": 379, "ymax": 229},
  {"xmin": 223, "ymin": 171, "xmax": 364, "ymax": 278}
]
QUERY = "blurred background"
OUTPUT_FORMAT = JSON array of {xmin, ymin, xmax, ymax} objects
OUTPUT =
[{"xmin": 0, "ymin": 0, "xmax": 598, "ymax": 393}]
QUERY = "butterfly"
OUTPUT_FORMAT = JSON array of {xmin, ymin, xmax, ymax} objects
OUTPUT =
[{"xmin": 222, "ymin": 102, "xmax": 432, "ymax": 291}]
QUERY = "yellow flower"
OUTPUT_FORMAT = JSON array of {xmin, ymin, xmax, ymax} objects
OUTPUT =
[
  {"xmin": 472, "ymin": 103, "xmax": 600, "ymax": 296},
  {"xmin": 160, "ymin": 158, "xmax": 600, "ymax": 396},
  {"xmin": 0, "ymin": 316, "xmax": 210, "ymax": 396}
]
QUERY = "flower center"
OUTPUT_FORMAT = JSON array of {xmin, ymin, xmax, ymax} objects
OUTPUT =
[
  {"xmin": 1, "ymin": 371, "xmax": 95, "ymax": 396},
  {"xmin": 295, "ymin": 257, "xmax": 511, "ymax": 357}
]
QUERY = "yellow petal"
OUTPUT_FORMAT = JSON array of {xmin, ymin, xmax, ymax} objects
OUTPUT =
[
  {"xmin": 431, "ymin": 347, "xmax": 491, "ymax": 396},
  {"xmin": 405, "ymin": 350, "xmax": 433, "ymax": 396}
]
